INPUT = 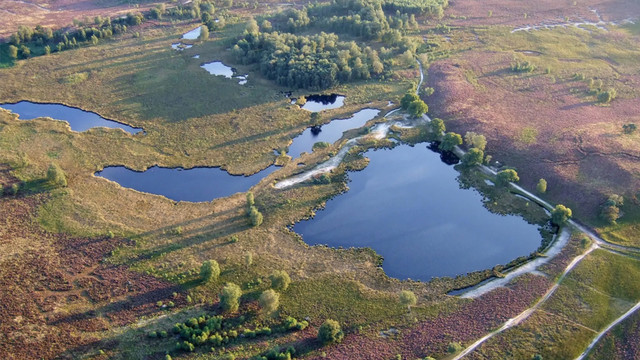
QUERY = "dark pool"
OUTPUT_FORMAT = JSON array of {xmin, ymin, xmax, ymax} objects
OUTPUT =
[
  {"xmin": 301, "ymin": 94, "xmax": 345, "ymax": 112},
  {"xmin": 96, "ymin": 165, "xmax": 277, "ymax": 202},
  {"xmin": 287, "ymin": 108, "xmax": 379, "ymax": 159},
  {"xmin": 95, "ymin": 108, "xmax": 378, "ymax": 202},
  {"xmin": 293, "ymin": 144, "xmax": 542, "ymax": 281},
  {"xmin": 0, "ymin": 101, "xmax": 142, "ymax": 134}
]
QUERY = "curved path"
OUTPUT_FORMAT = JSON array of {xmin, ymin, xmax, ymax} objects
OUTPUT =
[
  {"xmin": 274, "ymin": 61, "xmax": 640, "ymax": 359},
  {"xmin": 275, "ymin": 60, "xmax": 425, "ymax": 189},
  {"xmin": 453, "ymin": 242, "xmax": 599, "ymax": 359},
  {"xmin": 575, "ymin": 300, "xmax": 640, "ymax": 360}
]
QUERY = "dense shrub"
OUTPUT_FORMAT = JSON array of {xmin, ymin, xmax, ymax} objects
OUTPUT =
[
  {"xmin": 220, "ymin": 283, "xmax": 242, "ymax": 312},
  {"xmin": 318, "ymin": 319, "xmax": 344, "ymax": 345},
  {"xmin": 551, "ymin": 204, "xmax": 572, "ymax": 225},
  {"xmin": 496, "ymin": 169, "xmax": 519, "ymax": 186},
  {"xmin": 269, "ymin": 270, "xmax": 291, "ymax": 291},
  {"xmin": 200, "ymin": 260, "xmax": 220, "ymax": 282},
  {"xmin": 439, "ymin": 132, "xmax": 462, "ymax": 152}
]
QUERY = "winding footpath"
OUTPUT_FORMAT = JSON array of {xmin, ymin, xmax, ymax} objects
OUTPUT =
[
  {"xmin": 274, "ymin": 60, "xmax": 425, "ymax": 189},
  {"xmin": 511, "ymin": 8, "xmax": 635, "ymax": 33},
  {"xmin": 273, "ymin": 60, "xmax": 640, "ymax": 359},
  {"xmin": 575, "ymin": 300, "xmax": 640, "ymax": 360}
]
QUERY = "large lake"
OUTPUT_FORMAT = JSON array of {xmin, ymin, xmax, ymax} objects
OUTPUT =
[{"xmin": 294, "ymin": 144, "xmax": 542, "ymax": 281}]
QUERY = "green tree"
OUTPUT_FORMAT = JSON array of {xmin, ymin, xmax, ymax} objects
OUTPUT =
[
  {"xmin": 149, "ymin": 7, "xmax": 162, "ymax": 19},
  {"xmin": 9, "ymin": 183, "xmax": 19, "ymax": 195},
  {"xmin": 407, "ymin": 99, "xmax": 428, "ymax": 117},
  {"xmin": 44, "ymin": 45, "xmax": 51, "ymax": 55},
  {"xmin": 245, "ymin": 18, "xmax": 259, "ymax": 35},
  {"xmin": 597, "ymin": 88, "xmax": 617, "ymax": 103},
  {"xmin": 464, "ymin": 132, "xmax": 487, "ymax": 150},
  {"xmin": 261, "ymin": 20, "xmax": 272, "ymax": 32},
  {"xmin": 400, "ymin": 93, "xmax": 419, "ymax": 109},
  {"xmin": 47, "ymin": 163, "xmax": 67, "ymax": 187},
  {"xmin": 496, "ymin": 169, "xmax": 519, "ymax": 186},
  {"xmin": 551, "ymin": 204, "xmax": 572, "ymax": 225},
  {"xmin": 318, "ymin": 319, "xmax": 344, "ymax": 345},
  {"xmin": 198, "ymin": 25, "xmax": 209, "ymax": 41},
  {"xmin": 439, "ymin": 132, "xmax": 462, "ymax": 152},
  {"xmin": 269, "ymin": 270, "xmax": 291, "ymax": 291},
  {"xmin": 259, "ymin": 289, "xmax": 280, "ymax": 315},
  {"xmin": 623, "ymin": 123, "xmax": 637, "ymax": 134},
  {"xmin": 310, "ymin": 112, "xmax": 321, "ymax": 126},
  {"xmin": 461, "ymin": 148, "xmax": 484, "ymax": 167},
  {"xmin": 606, "ymin": 194, "xmax": 624, "ymax": 207},
  {"xmin": 18, "ymin": 45, "xmax": 30, "ymax": 59},
  {"xmin": 220, "ymin": 283, "xmax": 242, "ymax": 312},
  {"xmin": 532, "ymin": 354, "xmax": 543, "ymax": 360},
  {"xmin": 428, "ymin": 118, "xmax": 445, "ymax": 138},
  {"xmin": 249, "ymin": 206, "xmax": 263, "ymax": 226},
  {"xmin": 244, "ymin": 251, "xmax": 253, "ymax": 267},
  {"xmin": 536, "ymin": 178, "xmax": 547, "ymax": 194},
  {"xmin": 600, "ymin": 205, "xmax": 620, "ymax": 225},
  {"xmin": 90, "ymin": 35, "xmax": 98, "ymax": 45},
  {"xmin": 448, "ymin": 342, "xmax": 462, "ymax": 354},
  {"xmin": 246, "ymin": 191, "xmax": 255, "ymax": 208},
  {"xmin": 8, "ymin": 45, "xmax": 18, "ymax": 59},
  {"xmin": 200, "ymin": 259, "xmax": 220, "ymax": 282},
  {"xmin": 399, "ymin": 290, "xmax": 417, "ymax": 308}
]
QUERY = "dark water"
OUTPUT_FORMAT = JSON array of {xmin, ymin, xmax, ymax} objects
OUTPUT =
[
  {"xmin": 287, "ymin": 108, "xmax": 379, "ymax": 159},
  {"xmin": 95, "ymin": 108, "xmax": 377, "ymax": 201},
  {"xmin": 96, "ymin": 165, "xmax": 278, "ymax": 202},
  {"xmin": 294, "ymin": 145, "xmax": 542, "ymax": 281},
  {"xmin": 301, "ymin": 94, "xmax": 345, "ymax": 112},
  {"xmin": 0, "ymin": 101, "xmax": 142, "ymax": 134}
]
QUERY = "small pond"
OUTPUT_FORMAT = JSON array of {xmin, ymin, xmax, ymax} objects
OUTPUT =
[
  {"xmin": 287, "ymin": 108, "xmax": 379, "ymax": 159},
  {"xmin": 182, "ymin": 26, "xmax": 202, "ymax": 40},
  {"xmin": 96, "ymin": 165, "xmax": 277, "ymax": 202},
  {"xmin": 294, "ymin": 144, "xmax": 542, "ymax": 281},
  {"xmin": 301, "ymin": 94, "xmax": 345, "ymax": 112},
  {"xmin": 0, "ymin": 101, "xmax": 142, "ymax": 134},
  {"xmin": 171, "ymin": 43, "xmax": 193, "ymax": 51},
  {"xmin": 201, "ymin": 61, "xmax": 248, "ymax": 85}
]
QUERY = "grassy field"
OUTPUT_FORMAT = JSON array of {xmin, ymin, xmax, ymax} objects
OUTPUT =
[
  {"xmin": 468, "ymin": 248, "xmax": 640, "ymax": 359},
  {"xmin": 425, "ymin": 16, "xmax": 640, "ymax": 237}
]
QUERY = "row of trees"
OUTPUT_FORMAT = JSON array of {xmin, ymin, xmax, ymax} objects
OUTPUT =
[
  {"xmin": 4, "ymin": 0, "xmax": 224, "ymax": 62},
  {"xmin": 247, "ymin": 192, "xmax": 263, "ymax": 226}
]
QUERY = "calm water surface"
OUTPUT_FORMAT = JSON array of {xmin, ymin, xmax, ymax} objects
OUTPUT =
[
  {"xmin": 0, "ymin": 101, "xmax": 142, "ymax": 134},
  {"xmin": 287, "ymin": 109, "xmax": 379, "ymax": 159},
  {"xmin": 96, "ymin": 165, "xmax": 277, "ymax": 202},
  {"xmin": 294, "ymin": 144, "xmax": 542, "ymax": 281},
  {"xmin": 301, "ymin": 94, "xmax": 345, "ymax": 112}
]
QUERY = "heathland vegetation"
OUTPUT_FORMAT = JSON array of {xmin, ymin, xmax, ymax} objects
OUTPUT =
[{"xmin": 1, "ymin": 0, "xmax": 640, "ymax": 358}]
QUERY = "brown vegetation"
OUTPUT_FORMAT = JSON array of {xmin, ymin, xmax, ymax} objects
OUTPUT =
[{"xmin": 0, "ymin": 165, "xmax": 185, "ymax": 359}]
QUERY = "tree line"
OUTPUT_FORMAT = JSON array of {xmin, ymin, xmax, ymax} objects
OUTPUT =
[
  {"xmin": 3, "ymin": 0, "xmax": 222, "ymax": 61},
  {"xmin": 232, "ymin": 29, "xmax": 385, "ymax": 89}
]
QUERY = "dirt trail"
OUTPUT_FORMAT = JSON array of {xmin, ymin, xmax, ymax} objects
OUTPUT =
[
  {"xmin": 575, "ymin": 300, "xmax": 640, "ymax": 360},
  {"xmin": 275, "ymin": 60, "xmax": 427, "ymax": 189},
  {"xmin": 453, "ymin": 243, "xmax": 599, "ymax": 359}
]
